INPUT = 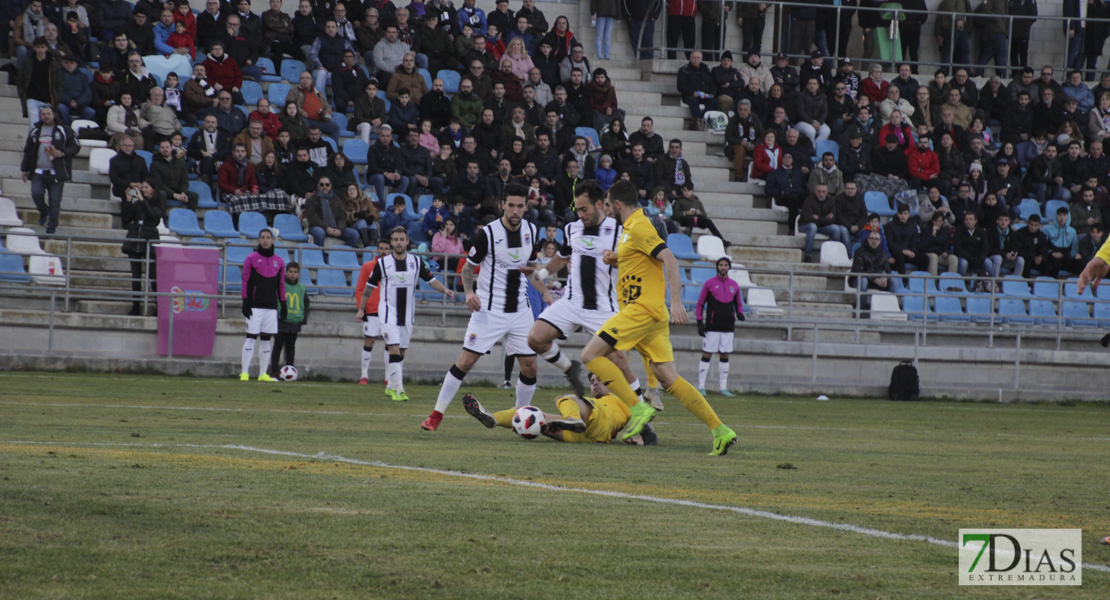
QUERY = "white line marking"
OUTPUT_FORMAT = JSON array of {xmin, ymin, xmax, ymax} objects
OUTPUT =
[{"xmin": 6, "ymin": 440, "xmax": 1108, "ymax": 573}]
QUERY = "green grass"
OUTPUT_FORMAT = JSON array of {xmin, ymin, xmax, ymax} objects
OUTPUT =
[{"xmin": 1, "ymin": 371, "xmax": 1108, "ymax": 599}]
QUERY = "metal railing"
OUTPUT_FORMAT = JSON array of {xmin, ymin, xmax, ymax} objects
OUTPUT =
[{"xmin": 639, "ymin": 0, "xmax": 1105, "ymax": 78}]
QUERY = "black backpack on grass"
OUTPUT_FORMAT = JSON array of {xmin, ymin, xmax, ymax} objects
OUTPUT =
[{"xmin": 888, "ymin": 361, "xmax": 919, "ymax": 401}]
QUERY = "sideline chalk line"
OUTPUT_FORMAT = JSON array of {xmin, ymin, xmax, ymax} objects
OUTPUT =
[{"xmin": 7, "ymin": 439, "xmax": 1108, "ymax": 574}]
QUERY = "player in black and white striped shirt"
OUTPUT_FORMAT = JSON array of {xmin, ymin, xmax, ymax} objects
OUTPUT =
[
  {"xmin": 368, "ymin": 227, "xmax": 455, "ymax": 401},
  {"xmin": 526, "ymin": 181, "xmax": 644, "ymax": 400},
  {"xmin": 421, "ymin": 185, "xmax": 554, "ymax": 431}
]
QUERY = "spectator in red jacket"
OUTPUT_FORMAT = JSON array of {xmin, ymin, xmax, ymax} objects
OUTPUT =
[
  {"xmin": 218, "ymin": 143, "xmax": 259, "ymax": 202},
  {"xmin": 249, "ymin": 98, "xmax": 283, "ymax": 140},
  {"xmin": 904, "ymin": 126, "xmax": 940, "ymax": 191},
  {"xmin": 665, "ymin": 0, "xmax": 697, "ymax": 60},
  {"xmin": 860, "ymin": 64, "xmax": 889, "ymax": 105},
  {"xmin": 751, "ymin": 130, "xmax": 782, "ymax": 180},
  {"xmin": 202, "ymin": 40, "xmax": 244, "ymax": 104}
]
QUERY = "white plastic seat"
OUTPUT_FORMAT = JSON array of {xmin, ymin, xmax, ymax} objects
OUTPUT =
[
  {"xmin": 819, "ymin": 241, "xmax": 852, "ymax": 268},
  {"xmin": 727, "ymin": 265, "xmax": 754, "ymax": 289},
  {"xmin": 870, "ymin": 291, "xmax": 908, "ymax": 321},
  {"xmin": 28, "ymin": 254, "xmax": 65, "ymax": 285},
  {"xmin": 70, "ymin": 119, "xmax": 106, "ymax": 147},
  {"xmin": 696, "ymin": 235, "xmax": 727, "ymax": 261},
  {"xmin": 90, "ymin": 148, "xmax": 117, "ymax": 175},
  {"xmin": 794, "ymin": 215, "xmax": 829, "ymax": 240},
  {"xmin": 746, "ymin": 287, "xmax": 784, "ymax": 316},
  {"xmin": 4, "ymin": 227, "xmax": 46, "ymax": 255},
  {"xmin": 0, "ymin": 197, "xmax": 23, "ymax": 226}
]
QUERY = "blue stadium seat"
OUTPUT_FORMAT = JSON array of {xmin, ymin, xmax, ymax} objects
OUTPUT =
[
  {"xmin": 1032, "ymin": 277, "xmax": 1061, "ymax": 299},
  {"xmin": 189, "ymin": 181, "xmax": 218, "ymax": 208},
  {"xmin": 280, "ymin": 60, "xmax": 307, "ymax": 84},
  {"xmin": 864, "ymin": 191, "xmax": 895, "ymax": 217},
  {"xmin": 237, "ymin": 211, "xmax": 268, "ymax": 238},
  {"xmin": 416, "ymin": 273, "xmax": 444, "ymax": 301},
  {"xmin": 680, "ymin": 282, "xmax": 700, "ymax": 309},
  {"xmin": 180, "ymin": 126, "xmax": 197, "ymax": 141},
  {"xmin": 317, "ymin": 268, "xmax": 353, "ymax": 296},
  {"xmin": 331, "ymin": 112, "xmax": 354, "ymax": 137},
  {"xmin": 204, "ymin": 210, "xmax": 239, "ymax": 238},
  {"xmin": 1064, "ymin": 279, "xmax": 1095, "ymax": 300},
  {"xmin": 437, "ymin": 70, "xmax": 461, "ymax": 93},
  {"xmin": 168, "ymin": 209, "xmax": 206, "ymax": 237},
  {"xmin": 344, "ymin": 139, "xmax": 369, "ymax": 165},
  {"xmin": 902, "ymin": 295, "xmax": 937, "ymax": 321},
  {"xmin": 136, "ymin": 150, "xmax": 153, "ymax": 168},
  {"xmin": 301, "ymin": 269, "xmax": 319, "ymax": 295},
  {"xmin": 935, "ymin": 295, "xmax": 969, "ymax": 322},
  {"xmin": 1093, "ymin": 301, "xmax": 1110, "ymax": 326},
  {"xmin": 256, "ymin": 57, "xmax": 281, "ymax": 82},
  {"xmin": 322, "ymin": 136, "xmax": 338, "ymax": 152},
  {"xmin": 273, "ymin": 246, "xmax": 291, "ymax": 263},
  {"xmin": 327, "ymin": 248, "xmax": 361, "ymax": 270},
  {"xmin": 1001, "ymin": 276, "xmax": 1034, "ymax": 298},
  {"xmin": 416, "ymin": 194, "xmax": 434, "ymax": 214},
  {"xmin": 417, "ymin": 68, "xmax": 432, "ymax": 90},
  {"xmin": 690, "ymin": 267, "xmax": 715, "ymax": 284},
  {"xmin": 1015, "ymin": 198, "xmax": 1041, "ymax": 222},
  {"xmin": 0, "ymin": 251, "xmax": 31, "ymax": 283},
  {"xmin": 388, "ymin": 193, "xmax": 418, "ymax": 218},
  {"xmin": 274, "ymin": 214, "xmax": 308, "ymax": 242},
  {"xmin": 965, "ymin": 296, "xmax": 994, "ymax": 323},
  {"xmin": 240, "ymin": 80, "xmax": 263, "ymax": 106},
  {"xmin": 666, "ymin": 233, "xmax": 700, "ymax": 261},
  {"xmin": 1097, "ymin": 284, "xmax": 1110, "ymax": 301},
  {"xmin": 937, "ymin": 273, "xmax": 970, "ymax": 295},
  {"xmin": 219, "ymin": 264, "xmax": 241, "ymax": 293},
  {"xmin": 297, "ymin": 245, "xmax": 328, "ymax": 268},
  {"xmin": 816, "ymin": 139, "xmax": 840, "ymax": 161},
  {"xmin": 1029, "ymin": 299, "xmax": 1058, "ymax": 325},
  {"xmin": 1063, "ymin": 300, "xmax": 1098, "ymax": 327},
  {"xmin": 225, "ymin": 241, "xmax": 253, "ymax": 264},
  {"xmin": 998, "ymin": 298, "xmax": 1034, "ymax": 324},
  {"xmin": 408, "ymin": 222, "xmax": 427, "ymax": 245},
  {"xmin": 267, "ymin": 82, "xmax": 292, "ymax": 107},
  {"xmin": 906, "ymin": 271, "xmax": 937, "ymax": 295}
]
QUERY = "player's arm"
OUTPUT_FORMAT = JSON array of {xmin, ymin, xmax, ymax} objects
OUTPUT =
[
  {"xmin": 461, "ymin": 260, "xmax": 481, "ymax": 311},
  {"xmin": 1079, "ymin": 236, "xmax": 1110, "ymax": 293},
  {"xmin": 354, "ymin": 262, "xmax": 374, "ymax": 319},
  {"xmin": 734, "ymin": 286, "xmax": 745, "ymax": 322},
  {"xmin": 658, "ymin": 247, "xmax": 690, "ymax": 324},
  {"xmin": 535, "ymin": 255, "xmax": 568, "ymax": 280},
  {"xmin": 421, "ymin": 259, "xmax": 455, "ymax": 300},
  {"xmin": 525, "ymin": 262, "xmax": 554, "ymax": 304}
]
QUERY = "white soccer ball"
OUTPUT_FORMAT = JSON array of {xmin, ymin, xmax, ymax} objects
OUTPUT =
[
  {"xmin": 278, "ymin": 365, "xmax": 298, "ymax": 381},
  {"xmin": 511, "ymin": 406, "xmax": 546, "ymax": 440}
]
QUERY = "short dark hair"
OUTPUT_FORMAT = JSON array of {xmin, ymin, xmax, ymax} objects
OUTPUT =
[
  {"xmin": 574, "ymin": 180, "xmax": 604, "ymax": 205},
  {"xmin": 607, "ymin": 180, "xmax": 639, "ymax": 208},
  {"xmin": 503, "ymin": 183, "xmax": 528, "ymax": 201},
  {"xmin": 286, "ymin": 261, "xmax": 301, "ymax": 270}
]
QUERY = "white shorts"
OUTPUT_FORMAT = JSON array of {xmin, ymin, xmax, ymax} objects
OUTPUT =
[
  {"xmin": 536, "ymin": 299, "xmax": 616, "ymax": 340},
  {"xmin": 702, "ymin": 331, "xmax": 734, "ymax": 354},
  {"xmin": 381, "ymin": 322, "xmax": 412, "ymax": 349},
  {"xmin": 463, "ymin": 309, "xmax": 535, "ymax": 356},
  {"xmin": 362, "ymin": 314, "xmax": 381, "ymax": 338},
  {"xmin": 246, "ymin": 308, "xmax": 278, "ymax": 335}
]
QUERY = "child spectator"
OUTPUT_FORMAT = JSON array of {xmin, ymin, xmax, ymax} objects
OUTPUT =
[
  {"xmin": 267, "ymin": 262, "xmax": 310, "ymax": 379},
  {"xmin": 485, "ymin": 24, "xmax": 505, "ymax": 60},
  {"xmin": 645, "ymin": 186, "xmax": 678, "ymax": 237},
  {"xmin": 853, "ymin": 213, "xmax": 890, "ymax": 257},
  {"xmin": 672, "ymin": 182, "xmax": 731, "ymax": 245},
  {"xmin": 162, "ymin": 72, "xmax": 185, "ymax": 119},
  {"xmin": 167, "ymin": 19, "xmax": 195, "ymax": 59},
  {"xmin": 595, "ymin": 154, "xmax": 617, "ymax": 191},
  {"xmin": 432, "ymin": 215, "xmax": 465, "ymax": 272},
  {"xmin": 422, "ymin": 195, "xmax": 452, "ymax": 239},
  {"xmin": 381, "ymin": 197, "xmax": 414, "ymax": 231}
]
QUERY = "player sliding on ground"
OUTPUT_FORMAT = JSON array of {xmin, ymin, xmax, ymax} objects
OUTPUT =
[
  {"xmin": 421, "ymin": 184, "xmax": 554, "ymax": 430},
  {"xmin": 462, "ymin": 373, "xmax": 658, "ymax": 444},
  {"xmin": 581, "ymin": 180, "xmax": 739, "ymax": 456},
  {"xmin": 365, "ymin": 226, "xmax": 454, "ymax": 401},
  {"xmin": 527, "ymin": 181, "xmax": 645, "ymax": 401}
]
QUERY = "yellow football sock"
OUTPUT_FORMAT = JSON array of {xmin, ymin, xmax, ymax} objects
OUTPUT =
[
  {"xmin": 666, "ymin": 377, "xmax": 722, "ymax": 430},
  {"xmin": 586, "ymin": 356, "xmax": 639, "ymax": 408},
  {"xmin": 641, "ymin": 354, "xmax": 659, "ymax": 389},
  {"xmin": 493, "ymin": 409, "xmax": 515, "ymax": 428},
  {"xmin": 556, "ymin": 396, "xmax": 582, "ymax": 420}
]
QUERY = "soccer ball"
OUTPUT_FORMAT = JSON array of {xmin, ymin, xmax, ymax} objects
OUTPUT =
[
  {"xmin": 278, "ymin": 365, "xmax": 298, "ymax": 381},
  {"xmin": 511, "ymin": 406, "xmax": 546, "ymax": 440}
]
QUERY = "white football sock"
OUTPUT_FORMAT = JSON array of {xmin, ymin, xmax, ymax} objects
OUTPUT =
[
  {"xmin": 719, "ymin": 360, "xmax": 730, "ymax": 392},
  {"xmin": 241, "ymin": 338, "xmax": 256, "ymax": 374},
  {"xmin": 515, "ymin": 376, "xmax": 537, "ymax": 407},
  {"xmin": 433, "ymin": 366, "xmax": 465, "ymax": 413},
  {"xmin": 360, "ymin": 346, "xmax": 373, "ymax": 379},
  {"xmin": 540, "ymin": 344, "xmax": 572, "ymax": 372},
  {"xmin": 258, "ymin": 339, "xmax": 273, "ymax": 375},
  {"xmin": 698, "ymin": 358, "xmax": 710, "ymax": 389}
]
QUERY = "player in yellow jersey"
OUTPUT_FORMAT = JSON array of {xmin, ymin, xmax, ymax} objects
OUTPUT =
[
  {"xmin": 580, "ymin": 180, "xmax": 738, "ymax": 455},
  {"xmin": 461, "ymin": 374, "xmax": 658, "ymax": 444}
]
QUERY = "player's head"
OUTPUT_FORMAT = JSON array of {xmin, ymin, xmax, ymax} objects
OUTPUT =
[
  {"xmin": 285, "ymin": 261, "xmax": 300, "ymax": 283},
  {"xmin": 257, "ymin": 228, "xmax": 274, "ymax": 249},
  {"xmin": 501, "ymin": 183, "xmax": 528, "ymax": 228},
  {"xmin": 606, "ymin": 180, "xmax": 640, "ymax": 221},
  {"xmin": 573, "ymin": 180, "xmax": 606, "ymax": 226},
  {"xmin": 377, "ymin": 239, "xmax": 391, "ymax": 256},
  {"xmin": 589, "ymin": 373, "xmax": 610, "ymax": 398},
  {"xmin": 390, "ymin": 226, "xmax": 409, "ymax": 255},
  {"xmin": 716, "ymin": 256, "xmax": 731, "ymax": 277}
]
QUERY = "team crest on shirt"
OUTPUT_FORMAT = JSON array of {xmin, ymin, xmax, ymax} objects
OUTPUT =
[
  {"xmin": 273, "ymin": 260, "xmax": 278, "ymax": 267},
  {"xmin": 468, "ymin": 332, "xmax": 477, "ymax": 343}
]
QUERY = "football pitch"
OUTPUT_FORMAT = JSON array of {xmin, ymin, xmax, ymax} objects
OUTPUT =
[{"xmin": 2, "ymin": 371, "xmax": 1108, "ymax": 599}]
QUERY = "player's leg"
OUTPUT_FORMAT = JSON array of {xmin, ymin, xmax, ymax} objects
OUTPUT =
[
  {"xmin": 240, "ymin": 334, "xmax": 258, "ymax": 380},
  {"xmin": 528, "ymin": 310, "xmax": 588, "ymax": 397},
  {"xmin": 384, "ymin": 345, "xmax": 403, "ymax": 399},
  {"xmin": 717, "ymin": 332, "xmax": 734, "ymax": 396},
  {"xmin": 423, "ymin": 349, "xmax": 482, "ymax": 430},
  {"xmin": 638, "ymin": 351, "xmax": 664, "ymax": 410},
  {"xmin": 268, "ymin": 332, "xmax": 287, "ymax": 377},
  {"xmin": 515, "ymin": 355, "xmax": 539, "ymax": 407},
  {"xmin": 359, "ymin": 316, "xmax": 379, "ymax": 385},
  {"xmin": 582, "ymin": 333, "xmax": 639, "ymax": 408},
  {"xmin": 697, "ymin": 351, "xmax": 712, "ymax": 393},
  {"xmin": 650, "ymin": 360, "xmax": 737, "ymax": 455},
  {"xmin": 284, "ymin": 332, "xmax": 298, "ymax": 370},
  {"xmin": 256, "ymin": 310, "xmax": 278, "ymax": 381},
  {"xmin": 502, "ymin": 352, "xmax": 514, "ymax": 388},
  {"xmin": 541, "ymin": 395, "xmax": 590, "ymax": 440}
]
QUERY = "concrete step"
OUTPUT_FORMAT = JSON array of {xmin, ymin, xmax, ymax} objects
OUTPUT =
[
  {"xmin": 9, "ymin": 193, "xmax": 121, "ymax": 218},
  {"xmin": 43, "ymin": 238, "xmax": 126, "ymax": 258},
  {"xmin": 17, "ymin": 208, "xmax": 113, "ymax": 229},
  {"xmin": 791, "ymin": 328, "xmax": 881, "ymax": 343},
  {"xmin": 692, "ymin": 181, "xmax": 768, "ymax": 195},
  {"xmin": 713, "ymin": 219, "xmax": 783, "ymax": 237},
  {"xmin": 708, "ymin": 207, "xmax": 787, "ymax": 223},
  {"xmin": 70, "ymin": 269, "xmax": 133, "ymax": 290},
  {"xmin": 745, "ymin": 273, "xmax": 831, "ymax": 292},
  {"xmin": 729, "ymin": 245, "xmax": 803, "ymax": 263}
]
